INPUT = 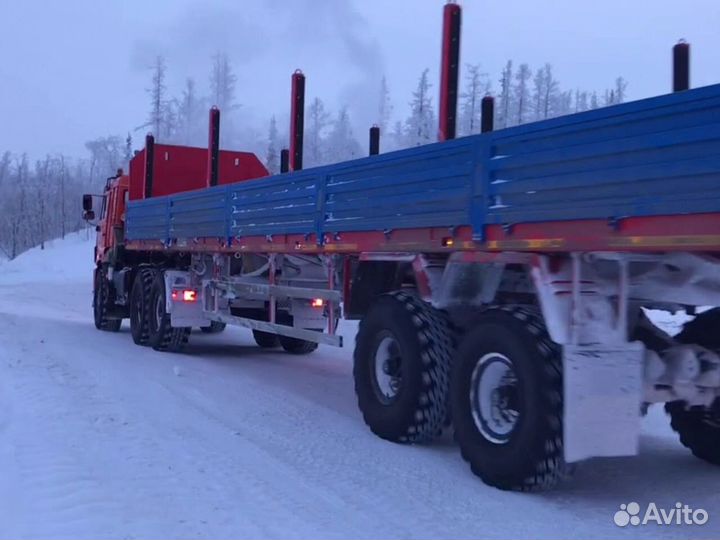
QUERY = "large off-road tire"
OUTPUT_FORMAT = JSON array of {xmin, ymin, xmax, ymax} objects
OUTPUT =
[
  {"xmin": 665, "ymin": 308, "xmax": 720, "ymax": 466},
  {"xmin": 93, "ymin": 268, "xmax": 122, "ymax": 332},
  {"xmin": 253, "ymin": 330, "xmax": 280, "ymax": 348},
  {"xmin": 129, "ymin": 267, "xmax": 155, "ymax": 346},
  {"xmin": 450, "ymin": 306, "xmax": 567, "ymax": 491},
  {"xmin": 147, "ymin": 271, "xmax": 190, "ymax": 352},
  {"xmin": 353, "ymin": 290, "xmax": 454, "ymax": 444},
  {"xmin": 279, "ymin": 335, "xmax": 318, "ymax": 355},
  {"xmin": 666, "ymin": 401, "xmax": 720, "ymax": 465},
  {"xmin": 200, "ymin": 321, "xmax": 227, "ymax": 334}
]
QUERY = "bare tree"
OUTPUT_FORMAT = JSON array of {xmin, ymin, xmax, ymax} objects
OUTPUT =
[
  {"xmin": 326, "ymin": 107, "xmax": 361, "ymax": 163},
  {"xmin": 460, "ymin": 64, "xmax": 490, "ymax": 136},
  {"xmin": 266, "ymin": 116, "xmax": 280, "ymax": 174},
  {"xmin": 514, "ymin": 64, "xmax": 532, "ymax": 125},
  {"xmin": 306, "ymin": 98, "xmax": 331, "ymax": 166},
  {"xmin": 405, "ymin": 68, "xmax": 435, "ymax": 147},
  {"xmin": 498, "ymin": 61, "xmax": 513, "ymax": 129},
  {"xmin": 378, "ymin": 76, "xmax": 393, "ymax": 133},
  {"xmin": 146, "ymin": 56, "xmax": 168, "ymax": 138}
]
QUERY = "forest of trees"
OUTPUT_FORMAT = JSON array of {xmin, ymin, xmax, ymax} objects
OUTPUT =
[{"xmin": 0, "ymin": 52, "xmax": 627, "ymax": 260}]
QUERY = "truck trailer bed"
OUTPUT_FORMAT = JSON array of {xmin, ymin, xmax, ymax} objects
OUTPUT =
[{"xmin": 126, "ymin": 83, "xmax": 720, "ymax": 254}]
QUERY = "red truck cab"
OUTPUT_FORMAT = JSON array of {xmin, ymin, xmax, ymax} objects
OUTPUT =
[{"xmin": 83, "ymin": 171, "xmax": 129, "ymax": 266}]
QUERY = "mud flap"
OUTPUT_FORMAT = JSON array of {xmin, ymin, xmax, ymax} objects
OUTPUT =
[{"xmin": 563, "ymin": 343, "xmax": 644, "ymax": 463}]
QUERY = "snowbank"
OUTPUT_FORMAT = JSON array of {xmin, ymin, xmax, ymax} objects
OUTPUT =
[{"xmin": 0, "ymin": 229, "xmax": 94, "ymax": 285}]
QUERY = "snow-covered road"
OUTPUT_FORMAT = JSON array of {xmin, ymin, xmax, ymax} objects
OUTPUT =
[{"xmin": 0, "ymin": 233, "xmax": 718, "ymax": 539}]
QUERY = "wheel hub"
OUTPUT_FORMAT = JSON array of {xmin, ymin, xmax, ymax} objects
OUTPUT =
[
  {"xmin": 470, "ymin": 352, "xmax": 521, "ymax": 444},
  {"xmin": 373, "ymin": 335, "xmax": 403, "ymax": 403}
]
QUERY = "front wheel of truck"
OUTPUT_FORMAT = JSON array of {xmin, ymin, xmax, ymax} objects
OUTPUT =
[{"xmin": 93, "ymin": 268, "xmax": 121, "ymax": 332}]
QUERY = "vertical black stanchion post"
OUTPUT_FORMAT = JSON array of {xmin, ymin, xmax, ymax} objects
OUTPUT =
[
  {"xmin": 369, "ymin": 126, "xmax": 380, "ymax": 155},
  {"xmin": 206, "ymin": 107, "xmax": 221, "ymax": 187},
  {"xmin": 290, "ymin": 70, "xmax": 306, "ymax": 171},
  {"xmin": 280, "ymin": 149, "xmax": 290, "ymax": 173},
  {"xmin": 481, "ymin": 96, "xmax": 495, "ymax": 133},
  {"xmin": 673, "ymin": 41, "xmax": 690, "ymax": 92},
  {"xmin": 144, "ymin": 134, "xmax": 155, "ymax": 198}
]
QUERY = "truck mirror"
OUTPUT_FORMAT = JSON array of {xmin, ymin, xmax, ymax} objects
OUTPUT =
[
  {"xmin": 82, "ymin": 194, "xmax": 93, "ymax": 211},
  {"xmin": 83, "ymin": 210, "xmax": 96, "ymax": 221}
]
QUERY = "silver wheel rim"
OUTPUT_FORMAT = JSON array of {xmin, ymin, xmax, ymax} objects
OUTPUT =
[
  {"xmin": 373, "ymin": 335, "xmax": 402, "ymax": 403},
  {"xmin": 470, "ymin": 352, "xmax": 520, "ymax": 444}
]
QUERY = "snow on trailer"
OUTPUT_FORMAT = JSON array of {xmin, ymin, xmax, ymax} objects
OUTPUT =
[{"xmin": 82, "ymin": 3, "xmax": 720, "ymax": 491}]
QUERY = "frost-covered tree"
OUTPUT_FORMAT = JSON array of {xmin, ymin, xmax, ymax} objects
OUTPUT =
[
  {"xmin": 266, "ymin": 116, "xmax": 280, "ymax": 174},
  {"xmin": 176, "ymin": 78, "xmax": 205, "ymax": 146},
  {"xmin": 209, "ymin": 52, "xmax": 239, "ymax": 146},
  {"xmin": 405, "ymin": 68, "xmax": 435, "ymax": 147},
  {"xmin": 306, "ymin": 98, "xmax": 331, "ymax": 167},
  {"xmin": 459, "ymin": 64, "xmax": 490, "ymax": 136},
  {"xmin": 575, "ymin": 90, "xmax": 589, "ymax": 113},
  {"xmin": 532, "ymin": 64, "xmax": 559, "ymax": 120},
  {"xmin": 326, "ymin": 107, "xmax": 361, "ymax": 163},
  {"xmin": 124, "ymin": 133, "xmax": 133, "ymax": 165},
  {"xmin": 145, "ymin": 56, "xmax": 171, "ymax": 139},
  {"xmin": 378, "ymin": 76, "xmax": 393, "ymax": 133},
  {"xmin": 85, "ymin": 136, "xmax": 124, "ymax": 183},
  {"xmin": 614, "ymin": 77, "xmax": 628, "ymax": 104},
  {"xmin": 497, "ymin": 61, "xmax": 513, "ymax": 129},
  {"xmin": 390, "ymin": 120, "xmax": 405, "ymax": 151},
  {"xmin": 514, "ymin": 63, "xmax": 532, "ymax": 125},
  {"xmin": 209, "ymin": 52, "xmax": 237, "ymax": 113}
]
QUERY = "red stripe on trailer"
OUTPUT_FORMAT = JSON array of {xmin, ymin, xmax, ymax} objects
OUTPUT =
[{"xmin": 125, "ymin": 213, "xmax": 720, "ymax": 254}]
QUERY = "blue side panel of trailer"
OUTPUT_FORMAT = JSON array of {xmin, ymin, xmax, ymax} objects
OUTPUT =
[{"xmin": 126, "ymin": 84, "xmax": 720, "ymax": 243}]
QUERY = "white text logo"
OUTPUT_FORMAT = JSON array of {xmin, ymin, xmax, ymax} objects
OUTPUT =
[{"xmin": 614, "ymin": 502, "xmax": 709, "ymax": 527}]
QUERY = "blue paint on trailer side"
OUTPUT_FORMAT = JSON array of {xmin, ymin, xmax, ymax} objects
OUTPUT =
[{"xmin": 126, "ymin": 84, "xmax": 720, "ymax": 244}]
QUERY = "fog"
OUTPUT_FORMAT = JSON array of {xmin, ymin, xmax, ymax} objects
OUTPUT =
[{"xmin": 0, "ymin": 0, "xmax": 718, "ymax": 157}]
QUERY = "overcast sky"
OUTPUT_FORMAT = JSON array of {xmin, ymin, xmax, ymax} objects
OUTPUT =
[{"xmin": 1, "ymin": 0, "xmax": 718, "ymax": 157}]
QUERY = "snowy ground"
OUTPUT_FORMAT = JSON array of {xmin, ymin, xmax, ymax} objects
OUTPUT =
[{"xmin": 0, "ymin": 232, "xmax": 718, "ymax": 539}]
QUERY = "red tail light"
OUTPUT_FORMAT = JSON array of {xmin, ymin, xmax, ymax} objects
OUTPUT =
[
  {"xmin": 311, "ymin": 298, "xmax": 324, "ymax": 308},
  {"xmin": 172, "ymin": 289, "xmax": 197, "ymax": 302}
]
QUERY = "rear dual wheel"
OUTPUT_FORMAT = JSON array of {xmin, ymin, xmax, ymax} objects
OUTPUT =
[
  {"xmin": 353, "ymin": 295, "xmax": 569, "ymax": 491},
  {"xmin": 129, "ymin": 268, "xmax": 189, "ymax": 352},
  {"xmin": 451, "ymin": 307, "xmax": 568, "ymax": 491},
  {"xmin": 665, "ymin": 309, "xmax": 720, "ymax": 466},
  {"xmin": 147, "ymin": 272, "xmax": 190, "ymax": 352},
  {"xmin": 353, "ymin": 291, "xmax": 454, "ymax": 443}
]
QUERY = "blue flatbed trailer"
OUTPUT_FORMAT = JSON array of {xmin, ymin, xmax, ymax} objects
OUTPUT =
[{"xmin": 126, "ymin": 83, "xmax": 720, "ymax": 254}]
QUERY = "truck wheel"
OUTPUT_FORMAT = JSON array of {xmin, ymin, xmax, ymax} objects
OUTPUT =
[
  {"xmin": 450, "ymin": 306, "xmax": 566, "ymax": 491},
  {"xmin": 666, "ymin": 401, "xmax": 720, "ymax": 465},
  {"xmin": 147, "ymin": 272, "xmax": 190, "ymax": 352},
  {"xmin": 353, "ymin": 290, "xmax": 453, "ymax": 444},
  {"xmin": 253, "ymin": 330, "xmax": 279, "ymax": 348},
  {"xmin": 278, "ymin": 335, "xmax": 318, "ymax": 355},
  {"xmin": 93, "ymin": 269, "xmax": 122, "ymax": 332},
  {"xmin": 665, "ymin": 309, "xmax": 720, "ymax": 466},
  {"xmin": 200, "ymin": 321, "xmax": 226, "ymax": 334},
  {"xmin": 129, "ymin": 268, "xmax": 155, "ymax": 346}
]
